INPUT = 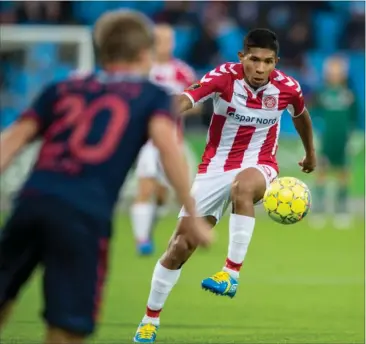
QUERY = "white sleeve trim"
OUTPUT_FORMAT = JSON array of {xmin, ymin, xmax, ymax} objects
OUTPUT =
[
  {"xmin": 288, "ymin": 104, "xmax": 306, "ymax": 118},
  {"xmin": 182, "ymin": 92, "xmax": 196, "ymax": 106},
  {"xmin": 292, "ymin": 105, "xmax": 306, "ymax": 118}
]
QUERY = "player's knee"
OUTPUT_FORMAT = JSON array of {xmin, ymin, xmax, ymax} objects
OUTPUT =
[
  {"xmin": 165, "ymin": 229, "xmax": 196, "ymax": 267},
  {"xmin": 135, "ymin": 178, "xmax": 156, "ymax": 203},
  {"xmin": 231, "ymin": 180, "xmax": 256, "ymax": 205},
  {"xmin": 169, "ymin": 234, "xmax": 191, "ymax": 258}
]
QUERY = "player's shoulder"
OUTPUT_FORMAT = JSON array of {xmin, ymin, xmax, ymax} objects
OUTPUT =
[
  {"xmin": 69, "ymin": 69, "xmax": 93, "ymax": 80},
  {"xmin": 171, "ymin": 58, "xmax": 196, "ymax": 82},
  {"xmin": 220, "ymin": 62, "xmax": 243, "ymax": 77},
  {"xmin": 172, "ymin": 58, "xmax": 191, "ymax": 68},
  {"xmin": 203, "ymin": 62, "xmax": 243, "ymax": 82},
  {"xmin": 148, "ymin": 79, "xmax": 172, "ymax": 97},
  {"xmin": 172, "ymin": 58, "xmax": 194, "ymax": 72},
  {"xmin": 55, "ymin": 70, "xmax": 94, "ymax": 89},
  {"xmin": 271, "ymin": 69, "xmax": 302, "ymax": 95}
]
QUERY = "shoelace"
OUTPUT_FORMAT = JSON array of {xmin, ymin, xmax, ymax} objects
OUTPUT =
[
  {"xmin": 138, "ymin": 324, "xmax": 157, "ymax": 339},
  {"xmin": 211, "ymin": 271, "xmax": 230, "ymax": 283}
]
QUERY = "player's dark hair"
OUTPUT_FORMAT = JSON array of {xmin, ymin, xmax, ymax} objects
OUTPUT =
[
  {"xmin": 94, "ymin": 10, "xmax": 154, "ymax": 64},
  {"xmin": 244, "ymin": 28, "xmax": 279, "ymax": 55}
]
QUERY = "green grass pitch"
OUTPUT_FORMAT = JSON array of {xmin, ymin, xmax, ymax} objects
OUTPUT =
[{"xmin": 2, "ymin": 214, "xmax": 365, "ymax": 344}]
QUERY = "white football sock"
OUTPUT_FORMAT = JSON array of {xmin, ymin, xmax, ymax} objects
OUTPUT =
[
  {"xmin": 142, "ymin": 261, "xmax": 182, "ymax": 325},
  {"xmin": 130, "ymin": 203, "xmax": 156, "ymax": 243},
  {"xmin": 223, "ymin": 214, "xmax": 255, "ymax": 279}
]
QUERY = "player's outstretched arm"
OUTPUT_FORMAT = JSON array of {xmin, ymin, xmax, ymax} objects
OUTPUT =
[
  {"xmin": 148, "ymin": 115, "xmax": 196, "ymax": 216},
  {"xmin": 292, "ymin": 108, "xmax": 317, "ymax": 173},
  {"xmin": 176, "ymin": 95, "xmax": 204, "ymax": 117},
  {"xmin": 0, "ymin": 118, "xmax": 39, "ymax": 173},
  {"xmin": 148, "ymin": 115, "xmax": 213, "ymax": 247},
  {"xmin": 175, "ymin": 94, "xmax": 194, "ymax": 115}
]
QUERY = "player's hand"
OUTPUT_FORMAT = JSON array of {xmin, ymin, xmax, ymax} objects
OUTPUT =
[
  {"xmin": 189, "ymin": 217, "xmax": 215, "ymax": 248},
  {"xmin": 298, "ymin": 152, "xmax": 316, "ymax": 173}
]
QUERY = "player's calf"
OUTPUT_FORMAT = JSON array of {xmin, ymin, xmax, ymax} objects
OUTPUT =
[
  {"xmin": 202, "ymin": 167, "xmax": 270, "ymax": 297},
  {"xmin": 135, "ymin": 217, "xmax": 214, "ymax": 342},
  {"xmin": 161, "ymin": 218, "xmax": 200, "ymax": 269},
  {"xmin": 131, "ymin": 177, "xmax": 158, "ymax": 255}
]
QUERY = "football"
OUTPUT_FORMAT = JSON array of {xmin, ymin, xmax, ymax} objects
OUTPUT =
[{"xmin": 263, "ymin": 177, "xmax": 311, "ymax": 224}]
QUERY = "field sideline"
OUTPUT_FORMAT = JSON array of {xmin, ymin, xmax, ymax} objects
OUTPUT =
[{"xmin": 1, "ymin": 214, "xmax": 365, "ymax": 344}]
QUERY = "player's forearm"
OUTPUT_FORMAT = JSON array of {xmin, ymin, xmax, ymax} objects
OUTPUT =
[
  {"xmin": 183, "ymin": 103, "xmax": 203, "ymax": 117},
  {"xmin": 159, "ymin": 149, "xmax": 196, "ymax": 217},
  {"xmin": 292, "ymin": 109, "xmax": 315, "ymax": 156},
  {"xmin": 176, "ymin": 94, "xmax": 195, "ymax": 117},
  {"xmin": 0, "ymin": 129, "xmax": 26, "ymax": 173},
  {"xmin": 0, "ymin": 120, "xmax": 37, "ymax": 173}
]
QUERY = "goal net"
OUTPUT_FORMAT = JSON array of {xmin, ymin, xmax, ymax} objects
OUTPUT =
[{"xmin": 0, "ymin": 25, "xmax": 198, "ymax": 212}]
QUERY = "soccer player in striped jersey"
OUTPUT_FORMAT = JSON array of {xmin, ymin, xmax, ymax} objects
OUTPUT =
[{"xmin": 134, "ymin": 28, "xmax": 316, "ymax": 343}]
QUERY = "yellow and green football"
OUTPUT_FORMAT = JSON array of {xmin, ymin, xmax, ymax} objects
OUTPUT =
[{"xmin": 263, "ymin": 177, "xmax": 311, "ymax": 225}]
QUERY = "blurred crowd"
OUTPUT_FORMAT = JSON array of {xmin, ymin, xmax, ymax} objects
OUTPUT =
[
  {"xmin": 1, "ymin": 1, "xmax": 365, "ymax": 70},
  {"xmin": 0, "ymin": 1, "xmax": 365, "ymax": 131}
]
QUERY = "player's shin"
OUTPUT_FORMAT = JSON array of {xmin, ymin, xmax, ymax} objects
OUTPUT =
[
  {"xmin": 224, "ymin": 213, "xmax": 255, "ymax": 279},
  {"xmin": 142, "ymin": 261, "xmax": 182, "ymax": 325},
  {"xmin": 130, "ymin": 203, "xmax": 157, "ymax": 244},
  {"xmin": 222, "ymin": 176, "xmax": 262, "ymax": 279},
  {"xmin": 335, "ymin": 185, "xmax": 348, "ymax": 214}
]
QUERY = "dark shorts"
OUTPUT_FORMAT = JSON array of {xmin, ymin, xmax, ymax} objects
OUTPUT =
[
  {"xmin": 321, "ymin": 138, "xmax": 348, "ymax": 168},
  {"xmin": 0, "ymin": 195, "xmax": 111, "ymax": 335}
]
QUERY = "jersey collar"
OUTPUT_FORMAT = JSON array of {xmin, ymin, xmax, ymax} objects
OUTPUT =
[{"xmin": 242, "ymin": 78, "xmax": 271, "ymax": 95}]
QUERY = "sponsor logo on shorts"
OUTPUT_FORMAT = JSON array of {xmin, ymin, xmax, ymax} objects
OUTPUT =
[{"xmin": 263, "ymin": 165, "xmax": 272, "ymax": 178}]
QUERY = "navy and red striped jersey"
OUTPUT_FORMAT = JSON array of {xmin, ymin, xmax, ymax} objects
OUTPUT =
[{"xmin": 18, "ymin": 72, "xmax": 173, "ymax": 219}]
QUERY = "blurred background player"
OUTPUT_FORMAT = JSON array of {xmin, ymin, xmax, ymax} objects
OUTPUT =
[
  {"xmin": 0, "ymin": 10, "xmax": 212, "ymax": 344},
  {"xmin": 131, "ymin": 23, "xmax": 196, "ymax": 255},
  {"xmin": 310, "ymin": 55, "xmax": 358, "ymax": 229}
]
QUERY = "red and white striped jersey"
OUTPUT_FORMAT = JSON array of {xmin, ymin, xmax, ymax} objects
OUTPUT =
[
  {"xmin": 149, "ymin": 58, "xmax": 196, "ymax": 142},
  {"xmin": 183, "ymin": 62, "xmax": 305, "ymax": 174},
  {"xmin": 150, "ymin": 58, "xmax": 196, "ymax": 94}
]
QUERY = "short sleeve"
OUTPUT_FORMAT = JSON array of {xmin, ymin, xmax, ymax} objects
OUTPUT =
[
  {"xmin": 176, "ymin": 62, "xmax": 196, "ymax": 89},
  {"xmin": 150, "ymin": 87, "xmax": 175, "ymax": 122},
  {"xmin": 19, "ymin": 83, "xmax": 57, "ymax": 135},
  {"xmin": 183, "ymin": 64, "xmax": 231, "ymax": 106},
  {"xmin": 286, "ymin": 79, "xmax": 306, "ymax": 118}
]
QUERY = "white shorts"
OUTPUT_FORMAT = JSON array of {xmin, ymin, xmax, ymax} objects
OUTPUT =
[
  {"xmin": 178, "ymin": 164, "xmax": 278, "ymax": 221},
  {"xmin": 135, "ymin": 141, "xmax": 168, "ymax": 186}
]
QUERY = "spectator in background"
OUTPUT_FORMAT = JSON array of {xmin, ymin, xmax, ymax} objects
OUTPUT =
[
  {"xmin": 15, "ymin": 1, "xmax": 73, "ymax": 25},
  {"xmin": 341, "ymin": 2, "xmax": 365, "ymax": 50},
  {"xmin": 187, "ymin": 21, "xmax": 220, "ymax": 71},
  {"xmin": 154, "ymin": 2, "xmax": 200, "ymax": 27},
  {"xmin": 310, "ymin": 56, "xmax": 358, "ymax": 229},
  {"xmin": 187, "ymin": 2, "xmax": 235, "ymax": 71},
  {"xmin": 0, "ymin": 1, "xmax": 16, "ymax": 24},
  {"xmin": 228, "ymin": 1, "xmax": 259, "ymax": 28},
  {"xmin": 259, "ymin": 3, "xmax": 313, "ymax": 69}
]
